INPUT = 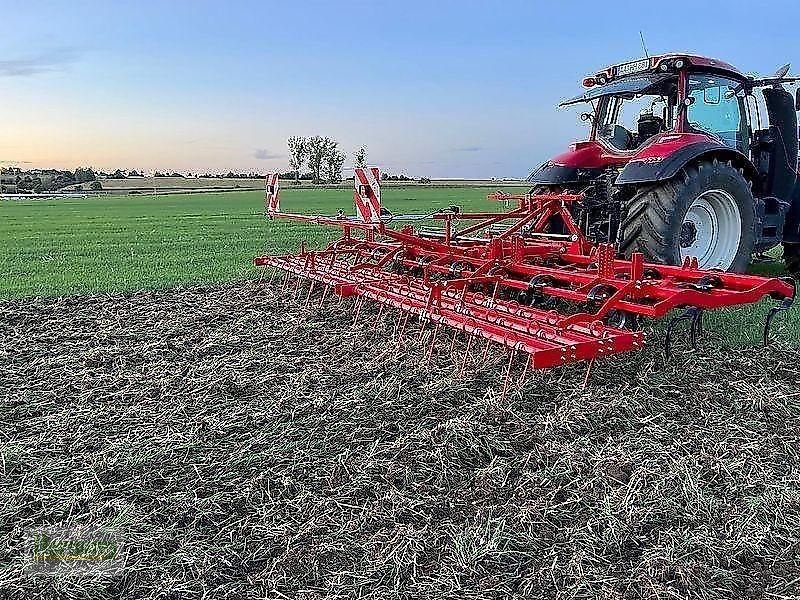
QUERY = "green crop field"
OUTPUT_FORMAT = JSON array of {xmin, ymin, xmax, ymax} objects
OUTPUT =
[
  {"xmin": 0, "ymin": 187, "xmax": 506, "ymax": 299},
  {"xmin": 1, "ymin": 187, "xmax": 797, "ymax": 344}
]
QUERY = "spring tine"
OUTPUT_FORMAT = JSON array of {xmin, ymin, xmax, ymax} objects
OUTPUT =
[
  {"xmin": 281, "ymin": 271, "xmax": 291, "ymax": 291},
  {"xmin": 376, "ymin": 302, "xmax": 385, "ymax": 324},
  {"xmin": 304, "ymin": 282, "xmax": 315, "ymax": 307},
  {"xmin": 518, "ymin": 353, "xmax": 531, "ymax": 391},
  {"xmin": 417, "ymin": 317, "xmax": 428, "ymax": 341},
  {"xmin": 294, "ymin": 275, "xmax": 302, "ymax": 296},
  {"xmin": 500, "ymin": 347, "xmax": 517, "ymax": 401},
  {"xmin": 319, "ymin": 285, "xmax": 329, "ymax": 307},
  {"xmin": 458, "ymin": 334, "xmax": 475, "ymax": 377},
  {"xmin": 425, "ymin": 324, "xmax": 441, "ymax": 364},
  {"xmin": 268, "ymin": 268, "xmax": 277, "ymax": 285},
  {"xmin": 481, "ymin": 338, "xmax": 491, "ymax": 362},
  {"xmin": 353, "ymin": 297, "xmax": 364, "ymax": 326},
  {"xmin": 449, "ymin": 329, "xmax": 459, "ymax": 353},
  {"xmin": 582, "ymin": 358, "xmax": 595, "ymax": 389},
  {"xmin": 400, "ymin": 312, "xmax": 411, "ymax": 339}
]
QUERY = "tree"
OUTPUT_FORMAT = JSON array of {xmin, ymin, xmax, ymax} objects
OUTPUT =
[
  {"xmin": 287, "ymin": 136, "xmax": 308, "ymax": 185},
  {"xmin": 353, "ymin": 146, "xmax": 367, "ymax": 169},
  {"xmin": 306, "ymin": 136, "xmax": 332, "ymax": 184},
  {"xmin": 325, "ymin": 145, "xmax": 346, "ymax": 183}
]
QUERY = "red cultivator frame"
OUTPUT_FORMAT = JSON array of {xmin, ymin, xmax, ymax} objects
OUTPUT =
[{"xmin": 256, "ymin": 169, "xmax": 795, "ymax": 370}]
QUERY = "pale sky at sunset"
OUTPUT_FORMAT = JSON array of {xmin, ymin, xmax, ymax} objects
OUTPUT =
[{"xmin": 4, "ymin": 0, "xmax": 800, "ymax": 177}]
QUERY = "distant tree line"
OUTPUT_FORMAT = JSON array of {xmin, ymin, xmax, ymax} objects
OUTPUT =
[{"xmin": 286, "ymin": 137, "xmax": 358, "ymax": 184}]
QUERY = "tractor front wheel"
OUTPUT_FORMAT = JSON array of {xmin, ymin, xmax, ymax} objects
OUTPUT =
[{"xmin": 619, "ymin": 159, "xmax": 755, "ymax": 272}]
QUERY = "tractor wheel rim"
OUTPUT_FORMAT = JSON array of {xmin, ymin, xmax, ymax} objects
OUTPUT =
[{"xmin": 679, "ymin": 189, "xmax": 741, "ymax": 270}]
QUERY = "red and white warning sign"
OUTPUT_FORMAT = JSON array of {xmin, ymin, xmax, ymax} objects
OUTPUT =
[
  {"xmin": 353, "ymin": 167, "xmax": 381, "ymax": 223},
  {"xmin": 265, "ymin": 173, "xmax": 280, "ymax": 215}
]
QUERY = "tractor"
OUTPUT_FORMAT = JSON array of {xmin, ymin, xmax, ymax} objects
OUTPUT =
[
  {"xmin": 255, "ymin": 54, "xmax": 798, "ymax": 370},
  {"xmin": 528, "ymin": 54, "xmax": 800, "ymax": 275}
]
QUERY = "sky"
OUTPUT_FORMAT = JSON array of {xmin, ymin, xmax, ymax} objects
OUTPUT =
[{"xmin": 3, "ymin": 0, "xmax": 800, "ymax": 178}]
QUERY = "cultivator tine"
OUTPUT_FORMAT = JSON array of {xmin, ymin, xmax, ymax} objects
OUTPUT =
[
  {"xmin": 458, "ymin": 334, "xmax": 475, "ymax": 377},
  {"xmin": 664, "ymin": 306, "xmax": 703, "ymax": 359},
  {"xmin": 518, "ymin": 354, "xmax": 531, "ymax": 391},
  {"xmin": 763, "ymin": 278, "xmax": 796, "ymax": 346},
  {"xmin": 352, "ymin": 297, "xmax": 365, "ymax": 326},
  {"xmin": 304, "ymin": 282, "xmax": 315, "ymax": 307},
  {"xmin": 319, "ymin": 285, "xmax": 329, "ymax": 307},
  {"xmin": 500, "ymin": 348, "xmax": 517, "ymax": 400},
  {"xmin": 425, "ymin": 324, "xmax": 441, "ymax": 364}
]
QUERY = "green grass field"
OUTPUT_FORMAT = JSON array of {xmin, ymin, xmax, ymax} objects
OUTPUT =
[
  {"xmin": 1, "ymin": 188, "xmax": 797, "ymax": 344},
  {"xmin": 0, "ymin": 187, "xmax": 505, "ymax": 299}
]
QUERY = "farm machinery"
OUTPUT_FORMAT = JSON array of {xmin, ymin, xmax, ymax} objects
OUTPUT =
[{"xmin": 255, "ymin": 54, "xmax": 798, "ymax": 371}]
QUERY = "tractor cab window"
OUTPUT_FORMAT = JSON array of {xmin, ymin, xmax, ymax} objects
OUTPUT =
[
  {"xmin": 596, "ymin": 76, "xmax": 679, "ymax": 151},
  {"xmin": 685, "ymin": 76, "xmax": 747, "ymax": 152}
]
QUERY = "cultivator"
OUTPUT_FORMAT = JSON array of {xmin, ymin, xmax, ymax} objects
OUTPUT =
[{"xmin": 255, "ymin": 169, "xmax": 795, "ymax": 370}]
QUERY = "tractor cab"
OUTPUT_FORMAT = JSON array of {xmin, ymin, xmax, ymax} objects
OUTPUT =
[{"xmin": 530, "ymin": 54, "xmax": 800, "ymax": 274}]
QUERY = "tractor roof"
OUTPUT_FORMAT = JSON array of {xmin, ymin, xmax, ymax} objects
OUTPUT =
[{"xmin": 593, "ymin": 54, "xmax": 747, "ymax": 82}]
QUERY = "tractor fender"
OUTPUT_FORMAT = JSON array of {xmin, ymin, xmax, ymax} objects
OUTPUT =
[{"xmin": 615, "ymin": 141, "xmax": 760, "ymax": 192}]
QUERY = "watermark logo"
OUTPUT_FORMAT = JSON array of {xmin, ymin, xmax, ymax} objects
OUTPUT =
[{"xmin": 25, "ymin": 526, "xmax": 123, "ymax": 574}]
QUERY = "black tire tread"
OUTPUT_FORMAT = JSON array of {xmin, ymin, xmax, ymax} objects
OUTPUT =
[{"xmin": 618, "ymin": 160, "xmax": 754, "ymax": 272}]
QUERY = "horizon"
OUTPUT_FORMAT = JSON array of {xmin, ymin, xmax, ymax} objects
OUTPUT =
[{"xmin": 4, "ymin": 0, "xmax": 800, "ymax": 177}]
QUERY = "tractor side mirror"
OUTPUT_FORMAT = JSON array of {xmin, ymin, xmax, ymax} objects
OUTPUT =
[{"xmin": 795, "ymin": 88, "xmax": 800, "ymax": 111}]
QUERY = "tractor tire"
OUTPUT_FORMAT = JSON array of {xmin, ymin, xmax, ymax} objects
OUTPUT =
[
  {"xmin": 618, "ymin": 159, "xmax": 756, "ymax": 272},
  {"xmin": 784, "ymin": 242, "xmax": 800, "ymax": 278}
]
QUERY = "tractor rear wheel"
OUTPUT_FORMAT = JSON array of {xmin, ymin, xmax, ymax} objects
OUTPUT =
[
  {"xmin": 619, "ymin": 159, "xmax": 755, "ymax": 272},
  {"xmin": 784, "ymin": 242, "xmax": 800, "ymax": 278}
]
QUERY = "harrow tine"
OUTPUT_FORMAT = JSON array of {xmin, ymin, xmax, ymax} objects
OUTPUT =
[
  {"xmin": 518, "ymin": 354, "xmax": 531, "ymax": 391},
  {"xmin": 319, "ymin": 285, "xmax": 329, "ymax": 307},
  {"xmin": 417, "ymin": 316, "xmax": 428, "ymax": 341},
  {"xmin": 268, "ymin": 268, "xmax": 277, "ymax": 286},
  {"xmin": 304, "ymin": 282, "xmax": 315, "ymax": 307},
  {"xmin": 354, "ymin": 297, "xmax": 368, "ymax": 326},
  {"xmin": 281, "ymin": 271, "xmax": 291, "ymax": 292},
  {"xmin": 376, "ymin": 302, "xmax": 385, "ymax": 324},
  {"xmin": 582, "ymin": 358, "xmax": 595, "ymax": 389},
  {"xmin": 397, "ymin": 312, "xmax": 411, "ymax": 345},
  {"xmin": 425, "ymin": 324, "xmax": 441, "ymax": 364},
  {"xmin": 458, "ymin": 333, "xmax": 475, "ymax": 377},
  {"xmin": 481, "ymin": 338, "xmax": 491, "ymax": 363},
  {"xmin": 500, "ymin": 347, "xmax": 517, "ymax": 401}
]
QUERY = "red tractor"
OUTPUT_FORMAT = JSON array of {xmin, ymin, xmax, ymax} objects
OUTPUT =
[{"xmin": 529, "ymin": 54, "xmax": 800, "ymax": 275}]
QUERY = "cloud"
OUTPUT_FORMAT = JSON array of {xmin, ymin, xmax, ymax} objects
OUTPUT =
[
  {"xmin": 451, "ymin": 146, "xmax": 483, "ymax": 152},
  {"xmin": 0, "ymin": 47, "xmax": 80, "ymax": 77},
  {"xmin": 253, "ymin": 149, "xmax": 283, "ymax": 160}
]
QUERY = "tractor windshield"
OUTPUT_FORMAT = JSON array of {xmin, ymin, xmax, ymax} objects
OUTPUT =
[
  {"xmin": 564, "ymin": 74, "xmax": 680, "ymax": 151},
  {"xmin": 595, "ymin": 75, "xmax": 679, "ymax": 151}
]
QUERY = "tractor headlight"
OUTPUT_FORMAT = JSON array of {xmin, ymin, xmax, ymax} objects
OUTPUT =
[
  {"xmin": 659, "ymin": 62, "xmax": 670, "ymax": 72},
  {"xmin": 674, "ymin": 59, "xmax": 686, "ymax": 69}
]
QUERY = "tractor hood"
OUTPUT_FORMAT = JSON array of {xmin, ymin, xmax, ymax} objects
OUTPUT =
[
  {"xmin": 527, "ymin": 140, "xmax": 628, "ymax": 186},
  {"xmin": 527, "ymin": 133, "xmax": 721, "ymax": 187}
]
